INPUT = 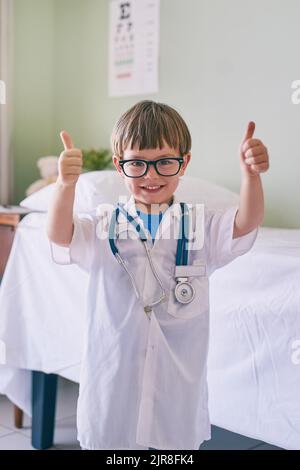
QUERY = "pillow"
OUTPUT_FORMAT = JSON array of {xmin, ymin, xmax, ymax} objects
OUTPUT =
[
  {"xmin": 175, "ymin": 176, "xmax": 239, "ymax": 210},
  {"xmin": 20, "ymin": 182, "xmax": 56, "ymax": 212},
  {"xmin": 20, "ymin": 170, "xmax": 239, "ymax": 213},
  {"xmin": 19, "ymin": 171, "xmax": 128, "ymax": 213}
]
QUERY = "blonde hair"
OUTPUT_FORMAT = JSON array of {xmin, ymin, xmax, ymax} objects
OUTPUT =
[{"xmin": 111, "ymin": 100, "xmax": 191, "ymax": 157}]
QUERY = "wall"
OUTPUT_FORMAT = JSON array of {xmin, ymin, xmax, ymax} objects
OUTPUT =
[
  {"xmin": 13, "ymin": 0, "xmax": 55, "ymax": 203},
  {"xmin": 12, "ymin": 0, "xmax": 300, "ymax": 227}
]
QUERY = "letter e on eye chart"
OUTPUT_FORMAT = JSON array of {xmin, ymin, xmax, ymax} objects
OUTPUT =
[{"xmin": 108, "ymin": 0, "xmax": 160, "ymax": 97}]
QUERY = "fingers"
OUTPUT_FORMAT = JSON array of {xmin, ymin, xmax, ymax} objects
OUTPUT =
[
  {"xmin": 60, "ymin": 130, "xmax": 75, "ymax": 150},
  {"xmin": 243, "ymin": 143, "xmax": 269, "ymax": 173},
  {"xmin": 244, "ymin": 145, "xmax": 267, "ymax": 159},
  {"xmin": 242, "ymin": 139, "xmax": 265, "ymax": 153},
  {"xmin": 248, "ymin": 162, "xmax": 269, "ymax": 174},
  {"xmin": 63, "ymin": 166, "xmax": 82, "ymax": 175},
  {"xmin": 58, "ymin": 131, "xmax": 83, "ymax": 186},
  {"xmin": 239, "ymin": 122, "xmax": 269, "ymax": 175},
  {"xmin": 242, "ymin": 121, "xmax": 255, "ymax": 144},
  {"xmin": 60, "ymin": 155, "xmax": 82, "ymax": 171},
  {"xmin": 244, "ymin": 154, "xmax": 267, "ymax": 166},
  {"xmin": 60, "ymin": 151, "xmax": 82, "ymax": 160}
]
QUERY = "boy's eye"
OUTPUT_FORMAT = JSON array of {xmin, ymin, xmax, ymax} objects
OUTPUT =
[
  {"xmin": 158, "ymin": 159, "xmax": 174, "ymax": 165},
  {"xmin": 128, "ymin": 161, "xmax": 144, "ymax": 167}
]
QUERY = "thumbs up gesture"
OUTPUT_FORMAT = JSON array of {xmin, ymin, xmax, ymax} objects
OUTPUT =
[
  {"xmin": 57, "ymin": 131, "xmax": 83, "ymax": 187},
  {"xmin": 239, "ymin": 122, "xmax": 269, "ymax": 177}
]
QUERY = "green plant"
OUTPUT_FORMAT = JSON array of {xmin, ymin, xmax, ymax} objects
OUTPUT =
[{"xmin": 81, "ymin": 148, "xmax": 114, "ymax": 172}]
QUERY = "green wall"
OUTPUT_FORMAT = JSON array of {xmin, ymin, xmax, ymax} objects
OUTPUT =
[
  {"xmin": 13, "ymin": 0, "xmax": 55, "ymax": 203},
  {"xmin": 13, "ymin": 0, "xmax": 300, "ymax": 228}
]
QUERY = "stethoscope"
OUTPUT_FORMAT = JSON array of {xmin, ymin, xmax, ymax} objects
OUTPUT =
[{"xmin": 108, "ymin": 202, "xmax": 195, "ymax": 318}]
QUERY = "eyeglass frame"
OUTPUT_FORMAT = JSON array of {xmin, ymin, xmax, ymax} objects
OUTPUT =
[{"xmin": 118, "ymin": 157, "xmax": 184, "ymax": 178}]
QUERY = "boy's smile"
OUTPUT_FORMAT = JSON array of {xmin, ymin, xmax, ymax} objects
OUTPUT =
[{"xmin": 113, "ymin": 142, "xmax": 191, "ymax": 213}]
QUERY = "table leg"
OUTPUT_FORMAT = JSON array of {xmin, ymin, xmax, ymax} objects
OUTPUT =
[
  {"xmin": 14, "ymin": 405, "xmax": 23, "ymax": 428},
  {"xmin": 31, "ymin": 371, "xmax": 58, "ymax": 450}
]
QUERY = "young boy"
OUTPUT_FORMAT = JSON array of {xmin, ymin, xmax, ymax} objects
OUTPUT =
[{"xmin": 47, "ymin": 100, "xmax": 269, "ymax": 450}]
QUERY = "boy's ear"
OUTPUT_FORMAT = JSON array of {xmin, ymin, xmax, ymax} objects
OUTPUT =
[
  {"xmin": 180, "ymin": 152, "xmax": 191, "ymax": 175},
  {"xmin": 112, "ymin": 155, "xmax": 124, "ymax": 176}
]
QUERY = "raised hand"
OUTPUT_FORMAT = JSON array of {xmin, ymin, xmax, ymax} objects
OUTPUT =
[
  {"xmin": 58, "ymin": 131, "xmax": 83, "ymax": 186},
  {"xmin": 239, "ymin": 122, "xmax": 269, "ymax": 177}
]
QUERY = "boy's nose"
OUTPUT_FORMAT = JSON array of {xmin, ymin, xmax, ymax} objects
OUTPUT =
[{"xmin": 144, "ymin": 163, "xmax": 158, "ymax": 178}]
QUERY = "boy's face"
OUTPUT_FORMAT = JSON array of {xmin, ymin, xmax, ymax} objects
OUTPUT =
[{"xmin": 113, "ymin": 142, "xmax": 191, "ymax": 210}]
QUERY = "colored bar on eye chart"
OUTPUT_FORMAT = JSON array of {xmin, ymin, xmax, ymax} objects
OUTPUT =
[{"xmin": 108, "ymin": 0, "xmax": 160, "ymax": 97}]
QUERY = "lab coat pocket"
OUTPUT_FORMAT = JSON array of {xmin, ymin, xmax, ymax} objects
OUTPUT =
[{"xmin": 167, "ymin": 262, "xmax": 209, "ymax": 320}]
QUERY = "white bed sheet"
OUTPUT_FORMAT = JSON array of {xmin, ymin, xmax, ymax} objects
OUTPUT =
[
  {"xmin": 0, "ymin": 213, "xmax": 87, "ymax": 372},
  {"xmin": 208, "ymin": 227, "xmax": 300, "ymax": 450},
  {"xmin": 0, "ymin": 214, "xmax": 299, "ymax": 449}
]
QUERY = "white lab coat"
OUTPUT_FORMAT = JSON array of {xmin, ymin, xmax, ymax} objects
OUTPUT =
[{"xmin": 51, "ymin": 194, "xmax": 258, "ymax": 450}]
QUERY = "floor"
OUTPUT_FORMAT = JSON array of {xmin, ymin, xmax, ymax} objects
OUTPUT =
[
  {"xmin": 0, "ymin": 377, "xmax": 80, "ymax": 450},
  {"xmin": 0, "ymin": 377, "xmax": 283, "ymax": 450}
]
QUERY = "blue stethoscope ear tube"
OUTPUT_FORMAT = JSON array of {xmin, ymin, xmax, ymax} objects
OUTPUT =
[
  {"xmin": 174, "ymin": 203, "xmax": 195, "ymax": 304},
  {"xmin": 176, "ymin": 203, "xmax": 189, "ymax": 266}
]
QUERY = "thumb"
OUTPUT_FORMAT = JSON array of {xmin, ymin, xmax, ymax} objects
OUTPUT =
[
  {"xmin": 60, "ymin": 130, "xmax": 74, "ymax": 150},
  {"xmin": 241, "ymin": 121, "xmax": 255, "ymax": 144}
]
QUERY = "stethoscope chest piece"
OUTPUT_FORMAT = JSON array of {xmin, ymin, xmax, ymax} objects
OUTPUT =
[{"xmin": 174, "ymin": 279, "xmax": 195, "ymax": 304}]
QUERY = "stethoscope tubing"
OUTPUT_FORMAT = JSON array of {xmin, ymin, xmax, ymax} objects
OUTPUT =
[{"xmin": 108, "ymin": 202, "xmax": 192, "ymax": 312}]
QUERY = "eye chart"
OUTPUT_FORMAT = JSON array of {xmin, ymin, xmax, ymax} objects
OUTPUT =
[{"xmin": 108, "ymin": 0, "xmax": 160, "ymax": 97}]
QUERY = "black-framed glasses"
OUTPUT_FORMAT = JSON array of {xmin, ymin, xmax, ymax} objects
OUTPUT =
[{"xmin": 119, "ymin": 157, "xmax": 184, "ymax": 178}]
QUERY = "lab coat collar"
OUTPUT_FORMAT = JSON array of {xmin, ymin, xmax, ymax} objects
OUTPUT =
[
  {"xmin": 116, "ymin": 193, "xmax": 183, "ymax": 238},
  {"xmin": 121, "ymin": 194, "xmax": 182, "ymax": 219}
]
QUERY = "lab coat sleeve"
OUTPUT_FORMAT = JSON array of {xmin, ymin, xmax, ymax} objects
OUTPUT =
[
  {"xmin": 205, "ymin": 205, "xmax": 258, "ymax": 276},
  {"xmin": 49, "ymin": 212, "xmax": 98, "ymax": 273}
]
